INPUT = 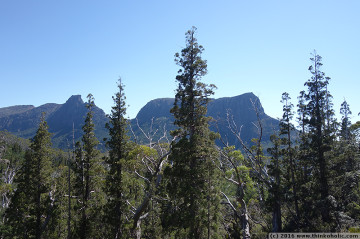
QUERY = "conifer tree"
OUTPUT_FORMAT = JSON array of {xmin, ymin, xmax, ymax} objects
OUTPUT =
[
  {"xmin": 295, "ymin": 90, "xmax": 314, "ymax": 230},
  {"xmin": 104, "ymin": 79, "xmax": 130, "ymax": 238},
  {"xmin": 163, "ymin": 26, "xmax": 220, "ymax": 238},
  {"xmin": 73, "ymin": 94, "xmax": 105, "ymax": 239},
  {"xmin": 267, "ymin": 134, "xmax": 282, "ymax": 232},
  {"xmin": 303, "ymin": 52, "xmax": 334, "ymax": 225},
  {"xmin": 3, "ymin": 113, "xmax": 53, "ymax": 238},
  {"xmin": 340, "ymin": 100, "xmax": 352, "ymax": 141},
  {"xmin": 331, "ymin": 101, "xmax": 360, "ymax": 229},
  {"xmin": 294, "ymin": 52, "xmax": 338, "ymax": 230},
  {"xmin": 279, "ymin": 92, "xmax": 299, "ymax": 228}
]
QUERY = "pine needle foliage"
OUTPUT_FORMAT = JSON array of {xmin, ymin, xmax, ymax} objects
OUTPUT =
[
  {"xmin": 73, "ymin": 94, "xmax": 105, "ymax": 239},
  {"xmin": 163, "ymin": 26, "xmax": 221, "ymax": 239},
  {"xmin": 3, "ymin": 113, "xmax": 53, "ymax": 238},
  {"xmin": 104, "ymin": 79, "xmax": 131, "ymax": 238}
]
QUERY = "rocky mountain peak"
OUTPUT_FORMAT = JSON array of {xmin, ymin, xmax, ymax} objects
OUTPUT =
[
  {"xmin": 135, "ymin": 98, "xmax": 174, "ymax": 123},
  {"xmin": 0, "ymin": 93, "xmax": 279, "ymax": 150},
  {"xmin": 64, "ymin": 95, "xmax": 84, "ymax": 106}
]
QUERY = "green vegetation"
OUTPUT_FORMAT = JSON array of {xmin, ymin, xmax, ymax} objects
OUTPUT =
[
  {"xmin": 0, "ymin": 28, "xmax": 359, "ymax": 239},
  {"xmin": 162, "ymin": 26, "xmax": 220, "ymax": 238}
]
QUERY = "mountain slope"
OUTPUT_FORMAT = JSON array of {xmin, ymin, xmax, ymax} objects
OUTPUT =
[
  {"xmin": 130, "ymin": 93, "xmax": 279, "ymax": 147},
  {"xmin": 0, "ymin": 95, "xmax": 108, "ymax": 149},
  {"xmin": 46, "ymin": 95, "xmax": 109, "ymax": 149},
  {"xmin": 0, "ymin": 93, "xmax": 279, "ymax": 150},
  {"xmin": 0, "ymin": 103, "xmax": 61, "ymax": 138},
  {"xmin": 208, "ymin": 93, "xmax": 279, "ymax": 147},
  {"xmin": 0, "ymin": 105, "xmax": 35, "ymax": 118}
]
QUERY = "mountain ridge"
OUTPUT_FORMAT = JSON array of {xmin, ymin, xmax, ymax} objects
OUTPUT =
[
  {"xmin": 0, "ymin": 93, "xmax": 279, "ymax": 149},
  {"xmin": 0, "ymin": 95, "xmax": 108, "ymax": 149},
  {"xmin": 130, "ymin": 92, "xmax": 279, "ymax": 147}
]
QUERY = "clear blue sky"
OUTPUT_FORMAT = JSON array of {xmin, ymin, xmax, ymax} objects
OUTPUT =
[{"xmin": 1, "ymin": 0, "xmax": 359, "ymax": 123}]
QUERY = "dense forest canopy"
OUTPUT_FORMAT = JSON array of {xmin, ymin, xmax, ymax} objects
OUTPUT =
[{"xmin": 0, "ymin": 28, "xmax": 359, "ymax": 239}]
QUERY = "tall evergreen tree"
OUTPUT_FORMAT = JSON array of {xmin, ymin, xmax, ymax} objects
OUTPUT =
[
  {"xmin": 304, "ymin": 52, "xmax": 334, "ymax": 224},
  {"xmin": 104, "ymin": 79, "xmax": 130, "ymax": 238},
  {"xmin": 331, "ymin": 101, "xmax": 360, "ymax": 229},
  {"xmin": 163, "ymin": 26, "xmax": 220, "ymax": 238},
  {"xmin": 3, "ymin": 113, "xmax": 53, "ymax": 238},
  {"xmin": 339, "ymin": 100, "xmax": 352, "ymax": 141},
  {"xmin": 279, "ymin": 92, "xmax": 299, "ymax": 229},
  {"xmin": 295, "ymin": 90, "xmax": 315, "ymax": 230},
  {"xmin": 294, "ymin": 52, "xmax": 337, "ymax": 230},
  {"xmin": 267, "ymin": 134, "xmax": 282, "ymax": 232},
  {"xmin": 73, "ymin": 94, "xmax": 105, "ymax": 239}
]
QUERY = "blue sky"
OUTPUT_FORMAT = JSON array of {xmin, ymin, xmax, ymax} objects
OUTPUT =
[{"xmin": 1, "ymin": 0, "xmax": 359, "ymax": 123}]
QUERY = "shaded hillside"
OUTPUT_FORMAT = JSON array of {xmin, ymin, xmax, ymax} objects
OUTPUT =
[
  {"xmin": 0, "ymin": 95, "xmax": 108, "ymax": 149},
  {"xmin": 130, "ymin": 98, "xmax": 176, "ymax": 143},
  {"xmin": 0, "ymin": 93, "xmax": 279, "ymax": 150},
  {"xmin": 208, "ymin": 93, "xmax": 279, "ymax": 148},
  {"xmin": 46, "ymin": 95, "xmax": 109, "ymax": 149},
  {"xmin": 0, "ymin": 103, "xmax": 61, "ymax": 138},
  {"xmin": 0, "ymin": 105, "xmax": 35, "ymax": 118},
  {"xmin": 130, "ymin": 93, "xmax": 279, "ymax": 148}
]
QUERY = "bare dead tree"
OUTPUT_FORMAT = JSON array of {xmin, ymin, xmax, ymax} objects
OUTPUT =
[
  {"xmin": 226, "ymin": 100, "xmax": 272, "ymax": 188},
  {"xmin": 219, "ymin": 148, "xmax": 251, "ymax": 239},
  {"xmin": 129, "ymin": 119, "xmax": 174, "ymax": 238},
  {"xmin": 0, "ymin": 136, "xmax": 23, "ymax": 213},
  {"xmin": 214, "ymin": 116, "xmax": 251, "ymax": 239},
  {"xmin": 218, "ymin": 97, "xmax": 280, "ymax": 237}
]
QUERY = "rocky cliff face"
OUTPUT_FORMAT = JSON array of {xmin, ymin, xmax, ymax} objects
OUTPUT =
[
  {"xmin": 0, "ymin": 95, "xmax": 108, "ymax": 149},
  {"xmin": 0, "ymin": 103, "xmax": 60, "ymax": 138},
  {"xmin": 207, "ymin": 93, "xmax": 278, "ymax": 147},
  {"xmin": 134, "ymin": 98, "xmax": 174, "ymax": 124},
  {"xmin": 131, "ymin": 92, "xmax": 279, "ymax": 147},
  {"xmin": 0, "ymin": 105, "xmax": 35, "ymax": 118},
  {"xmin": 208, "ymin": 93, "xmax": 264, "ymax": 124},
  {"xmin": 0, "ymin": 93, "xmax": 279, "ymax": 150},
  {"xmin": 47, "ymin": 95, "xmax": 86, "ymax": 134}
]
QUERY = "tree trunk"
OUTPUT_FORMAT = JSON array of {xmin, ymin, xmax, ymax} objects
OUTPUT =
[
  {"xmin": 135, "ymin": 219, "xmax": 141, "ymax": 239},
  {"xmin": 237, "ymin": 184, "xmax": 251, "ymax": 239},
  {"xmin": 272, "ymin": 200, "xmax": 282, "ymax": 232},
  {"xmin": 240, "ymin": 198, "xmax": 251, "ymax": 239}
]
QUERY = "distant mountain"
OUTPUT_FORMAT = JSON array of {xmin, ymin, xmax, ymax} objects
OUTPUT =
[
  {"xmin": 130, "ymin": 93, "xmax": 279, "ymax": 148},
  {"xmin": 208, "ymin": 93, "xmax": 279, "ymax": 147},
  {"xmin": 0, "ymin": 95, "xmax": 108, "ymax": 149},
  {"xmin": 0, "ymin": 103, "xmax": 61, "ymax": 138},
  {"xmin": 0, "ymin": 93, "xmax": 280, "ymax": 150},
  {"xmin": 46, "ymin": 95, "xmax": 109, "ymax": 149},
  {"xmin": 0, "ymin": 105, "xmax": 35, "ymax": 118},
  {"xmin": 130, "ymin": 98, "xmax": 176, "ymax": 143}
]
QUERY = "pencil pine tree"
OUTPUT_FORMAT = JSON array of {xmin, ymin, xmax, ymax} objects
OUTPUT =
[
  {"xmin": 73, "ymin": 94, "xmax": 105, "ymax": 239},
  {"xmin": 267, "ymin": 134, "xmax": 283, "ymax": 232},
  {"xmin": 163, "ymin": 26, "xmax": 221, "ymax": 238},
  {"xmin": 304, "ymin": 52, "xmax": 335, "ymax": 226},
  {"xmin": 103, "ymin": 79, "xmax": 131, "ymax": 238},
  {"xmin": 339, "ymin": 100, "xmax": 352, "ymax": 141},
  {"xmin": 279, "ymin": 92, "xmax": 300, "ymax": 230},
  {"xmin": 294, "ymin": 52, "xmax": 338, "ymax": 230},
  {"xmin": 331, "ymin": 101, "xmax": 360, "ymax": 229},
  {"xmin": 3, "ymin": 114, "xmax": 53, "ymax": 238}
]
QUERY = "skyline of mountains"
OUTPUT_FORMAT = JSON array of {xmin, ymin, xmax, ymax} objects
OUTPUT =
[
  {"xmin": 0, "ymin": 95, "xmax": 108, "ymax": 149},
  {"xmin": 0, "ymin": 93, "xmax": 280, "ymax": 149}
]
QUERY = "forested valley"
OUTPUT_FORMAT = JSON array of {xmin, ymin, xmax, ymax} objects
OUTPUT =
[{"xmin": 0, "ymin": 27, "xmax": 359, "ymax": 239}]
